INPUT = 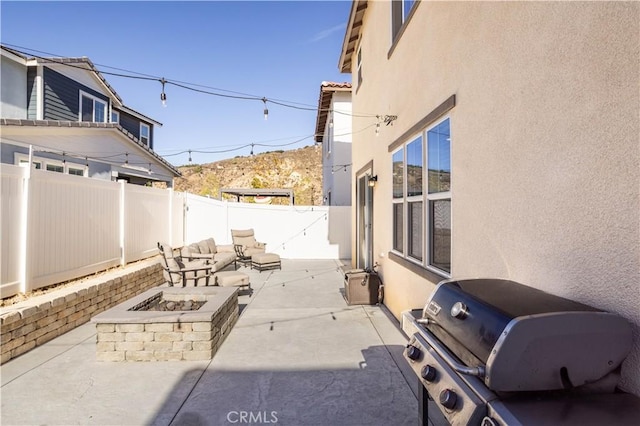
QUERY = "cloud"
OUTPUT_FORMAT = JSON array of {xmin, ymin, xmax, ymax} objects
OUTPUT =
[{"xmin": 309, "ymin": 23, "xmax": 347, "ymax": 43}]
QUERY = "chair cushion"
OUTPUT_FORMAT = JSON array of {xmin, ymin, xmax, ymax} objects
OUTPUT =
[
  {"xmin": 231, "ymin": 229, "xmax": 255, "ymax": 238},
  {"xmin": 251, "ymin": 253, "xmax": 280, "ymax": 264},
  {"xmin": 232, "ymin": 229, "xmax": 259, "ymax": 248},
  {"xmin": 215, "ymin": 271, "xmax": 250, "ymax": 287},
  {"xmin": 180, "ymin": 245, "xmax": 193, "ymax": 258},
  {"xmin": 235, "ymin": 235, "xmax": 257, "ymax": 247},
  {"xmin": 244, "ymin": 246, "xmax": 266, "ymax": 256},
  {"xmin": 205, "ymin": 238, "xmax": 217, "ymax": 254},
  {"xmin": 197, "ymin": 240, "xmax": 211, "ymax": 254}
]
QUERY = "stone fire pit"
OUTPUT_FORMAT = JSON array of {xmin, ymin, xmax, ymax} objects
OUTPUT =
[{"xmin": 91, "ymin": 287, "xmax": 238, "ymax": 362}]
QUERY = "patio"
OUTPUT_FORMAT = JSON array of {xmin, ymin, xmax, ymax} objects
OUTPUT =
[{"xmin": 1, "ymin": 259, "xmax": 427, "ymax": 425}]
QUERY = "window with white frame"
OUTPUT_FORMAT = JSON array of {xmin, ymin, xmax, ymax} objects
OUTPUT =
[
  {"xmin": 111, "ymin": 110, "xmax": 120, "ymax": 123},
  {"xmin": 140, "ymin": 123, "xmax": 150, "ymax": 146},
  {"xmin": 17, "ymin": 156, "xmax": 42, "ymax": 170},
  {"xmin": 392, "ymin": 148, "xmax": 404, "ymax": 253},
  {"xmin": 45, "ymin": 161, "xmax": 64, "ymax": 173},
  {"xmin": 80, "ymin": 92, "xmax": 107, "ymax": 123},
  {"xmin": 392, "ymin": 0, "xmax": 418, "ymax": 42},
  {"xmin": 68, "ymin": 165, "xmax": 86, "ymax": 176},
  {"xmin": 391, "ymin": 117, "xmax": 451, "ymax": 274},
  {"xmin": 15, "ymin": 153, "xmax": 86, "ymax": 176}
]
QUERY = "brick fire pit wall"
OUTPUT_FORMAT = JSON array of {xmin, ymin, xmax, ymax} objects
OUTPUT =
[{"xmin": 91, "ymin": 287, "xmax": 238, "ymax": 362}]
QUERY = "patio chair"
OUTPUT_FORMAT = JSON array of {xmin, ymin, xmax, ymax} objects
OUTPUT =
[
  {"xmin": 234, "ymin": 244, "xmax": 252, "ymax": 268},
  {"xmin": 157, "ymin": 242, "xmax": 211, "ymax": 287},
  {"xmin": 231, "ymin": 229, "xmax": 266, "ymax": 258},
  {"xmin": 180, "ymin": 238, "xmax": 237, "ymax": 272}
]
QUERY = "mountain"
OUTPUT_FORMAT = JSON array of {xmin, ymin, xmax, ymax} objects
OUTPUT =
[{"xmin": 174, "ymin": 145, "xmax": 323, "ymax": 205}]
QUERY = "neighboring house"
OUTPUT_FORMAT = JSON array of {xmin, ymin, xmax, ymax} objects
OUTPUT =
[
  {"xmin": 339, "ymin": 0, "xmax": 639, "ymax": 396},
  {"xmin": 314, "ymin": 81, "xmax": 352, "ymax": 206},
  {"xmin": 0, "ymin": 45, "xmax": 179, "ymax": 186}
]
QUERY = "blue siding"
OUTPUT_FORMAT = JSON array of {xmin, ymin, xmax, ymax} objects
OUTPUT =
[
  {"xmin": 27, "ymin": 68, "xmax": 37, "ymax": 119},
  {"xmin": 117, "ymin": 109, "xmax": 153, "ymax": 148},
  {"xmin": 42, "ymin": 67, "xmax": 109, "ymax": 121}
]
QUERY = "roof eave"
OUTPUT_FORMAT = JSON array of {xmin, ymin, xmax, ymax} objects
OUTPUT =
[
  {"xmin": 0, "ymin": 119, "xmax": 179, "ymax": 177},
  {"xmin": 338, "ymin": 0, "xmax": 368, "ymax": 73},
  {"xmin": 314, "ymin": 83, "xmax": 352, "ymax": 143}
]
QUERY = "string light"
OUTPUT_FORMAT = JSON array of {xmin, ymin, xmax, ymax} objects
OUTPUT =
[
  {"xmin": 3, "ymin": 44, "xmax": 394, "ymax": 123},
  {"xmin": 262, "ymin": 98, "xmax": 268, "ymax": 121},
  {"xmin": 329, "ymin": 110, "xmax": 334, "ymax": 128},
  {"xmin": 160, "ymin": 78, "xmax": 167, "ymax": 107}
]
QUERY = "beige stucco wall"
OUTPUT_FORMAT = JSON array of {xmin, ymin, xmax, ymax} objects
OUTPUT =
[{"xmin": 349, "ymin": 1, "xmax": 639, "ymax": 395}]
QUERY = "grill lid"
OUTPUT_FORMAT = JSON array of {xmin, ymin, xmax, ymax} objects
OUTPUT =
[{"xmin": 422, "ymin": 279, "xmax": 633, "ymax": 391}]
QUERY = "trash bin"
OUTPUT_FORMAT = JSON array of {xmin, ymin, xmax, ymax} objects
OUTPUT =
[{"xmin": 344, "ymin": 269, "xmax": 382, "ymax": 305}]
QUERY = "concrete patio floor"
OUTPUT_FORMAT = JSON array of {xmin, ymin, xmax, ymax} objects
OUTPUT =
[{"xmin": 1, "ymin": 259, "xmax": 424, "ymax": 425}]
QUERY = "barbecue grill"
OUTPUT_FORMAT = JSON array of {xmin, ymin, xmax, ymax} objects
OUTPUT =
[{"xmin": 402, "ymin": 278, "xmax": 640, "ymax": 425}]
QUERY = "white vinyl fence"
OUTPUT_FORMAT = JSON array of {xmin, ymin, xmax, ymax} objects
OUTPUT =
[
  {"xmin": 1, "ymin": 164, "xmax": 351, "ymax": 298},
  {"xmin": 183, "ymin": 194, "xmax": 351, "ymax": 259}
]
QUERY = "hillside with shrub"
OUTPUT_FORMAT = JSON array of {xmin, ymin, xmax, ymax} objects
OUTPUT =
[{"xmin": 174, "ymin": 145, "xmax": 323, "ymax": 205}]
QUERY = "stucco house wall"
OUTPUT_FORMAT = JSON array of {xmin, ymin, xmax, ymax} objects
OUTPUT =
[
  {"xmin": 322, "ymin": 92, "xmax": 353, "ymax": 206},
  {"xmin": 348, "ymin": 1, "xmax": 639, "ymax": 395}
]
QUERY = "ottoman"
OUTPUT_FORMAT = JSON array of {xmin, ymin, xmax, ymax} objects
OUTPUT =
[
  {"xmin": 251, "ymin": 253, "xmax": 281, "ymax": 272},
  {"xmin": 215, "ymin": 270, "xmax": 251, "ymax": 294}
]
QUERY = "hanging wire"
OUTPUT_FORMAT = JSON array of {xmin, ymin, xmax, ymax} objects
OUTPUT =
[{"xmin": 3, "ymin": 43, "xmax": 385, "ymax": 119}]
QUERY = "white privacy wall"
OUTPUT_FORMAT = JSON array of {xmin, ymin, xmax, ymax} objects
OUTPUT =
[
  {"xmin": 0, "ymin": 164, "xmax": 182, "ymax": 298},
  {"xmin": 183, "ymin": 194, "xmax": 351, "ymax": 260},
  {"xmin": 1, "ymin": 166, "xmax": 350, "ymax": 298}
]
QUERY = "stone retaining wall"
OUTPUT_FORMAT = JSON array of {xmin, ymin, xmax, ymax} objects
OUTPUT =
[{"xmin": 0, "ymin": 263, "xmax": 164, "ymax": 364}]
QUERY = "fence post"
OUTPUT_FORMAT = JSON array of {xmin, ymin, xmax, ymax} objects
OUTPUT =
[
  {"xmin": 168, "ymin": 187, "xmax": 174, "ymax": 247},
  {"xmin": 119, "ymin": 180, "xmax": 126, "ymax": 266},
  {"xmin": 18, "ymin": 150, "xmax": 32, "ymax": 294}
]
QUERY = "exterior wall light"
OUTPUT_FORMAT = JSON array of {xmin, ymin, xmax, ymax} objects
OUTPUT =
[{"xmin": 368, "ymin": 175, "xmax": 378, "ymax": 187}]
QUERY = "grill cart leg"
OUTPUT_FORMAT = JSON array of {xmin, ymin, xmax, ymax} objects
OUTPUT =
[{"xmin": 419, "ymin": 384, "xmax": 429, "ymax": 426}]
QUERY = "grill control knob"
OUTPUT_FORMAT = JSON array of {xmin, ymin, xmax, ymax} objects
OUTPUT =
[
  {"xmin": 451, "ymin": 302, "xmax": 469, "ymax": 319},
  {"xmin": 421, "ymin": 364, "xmax": 437, "ymax": 382},
  {"xmin": 406, "ymin": 344, "xmax": 422, "ymax": 361},
  {"xmin": 439, "ymin": 389, "xmax": 458, "ymax": 410}
]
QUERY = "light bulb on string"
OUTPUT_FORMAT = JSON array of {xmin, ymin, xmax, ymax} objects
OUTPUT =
[
  {"xmin": 188, "ymin": 150, "xmax": 192, "ymax": 163},
  {"xmin": 160, "ymin": 78, "xmax": 167, "ymax": 107},
  {"xmin": 262, "ymin": 98, "xmax": 268, "ymax": 121},
  {"xmin": 329, "ymin": 110, "xmax": 334, "ymax": 128}
]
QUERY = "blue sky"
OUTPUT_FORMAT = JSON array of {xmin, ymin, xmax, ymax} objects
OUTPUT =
[{"xmin": 1, "ymin": 1, "xmax": 352, "ymax": 165}]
